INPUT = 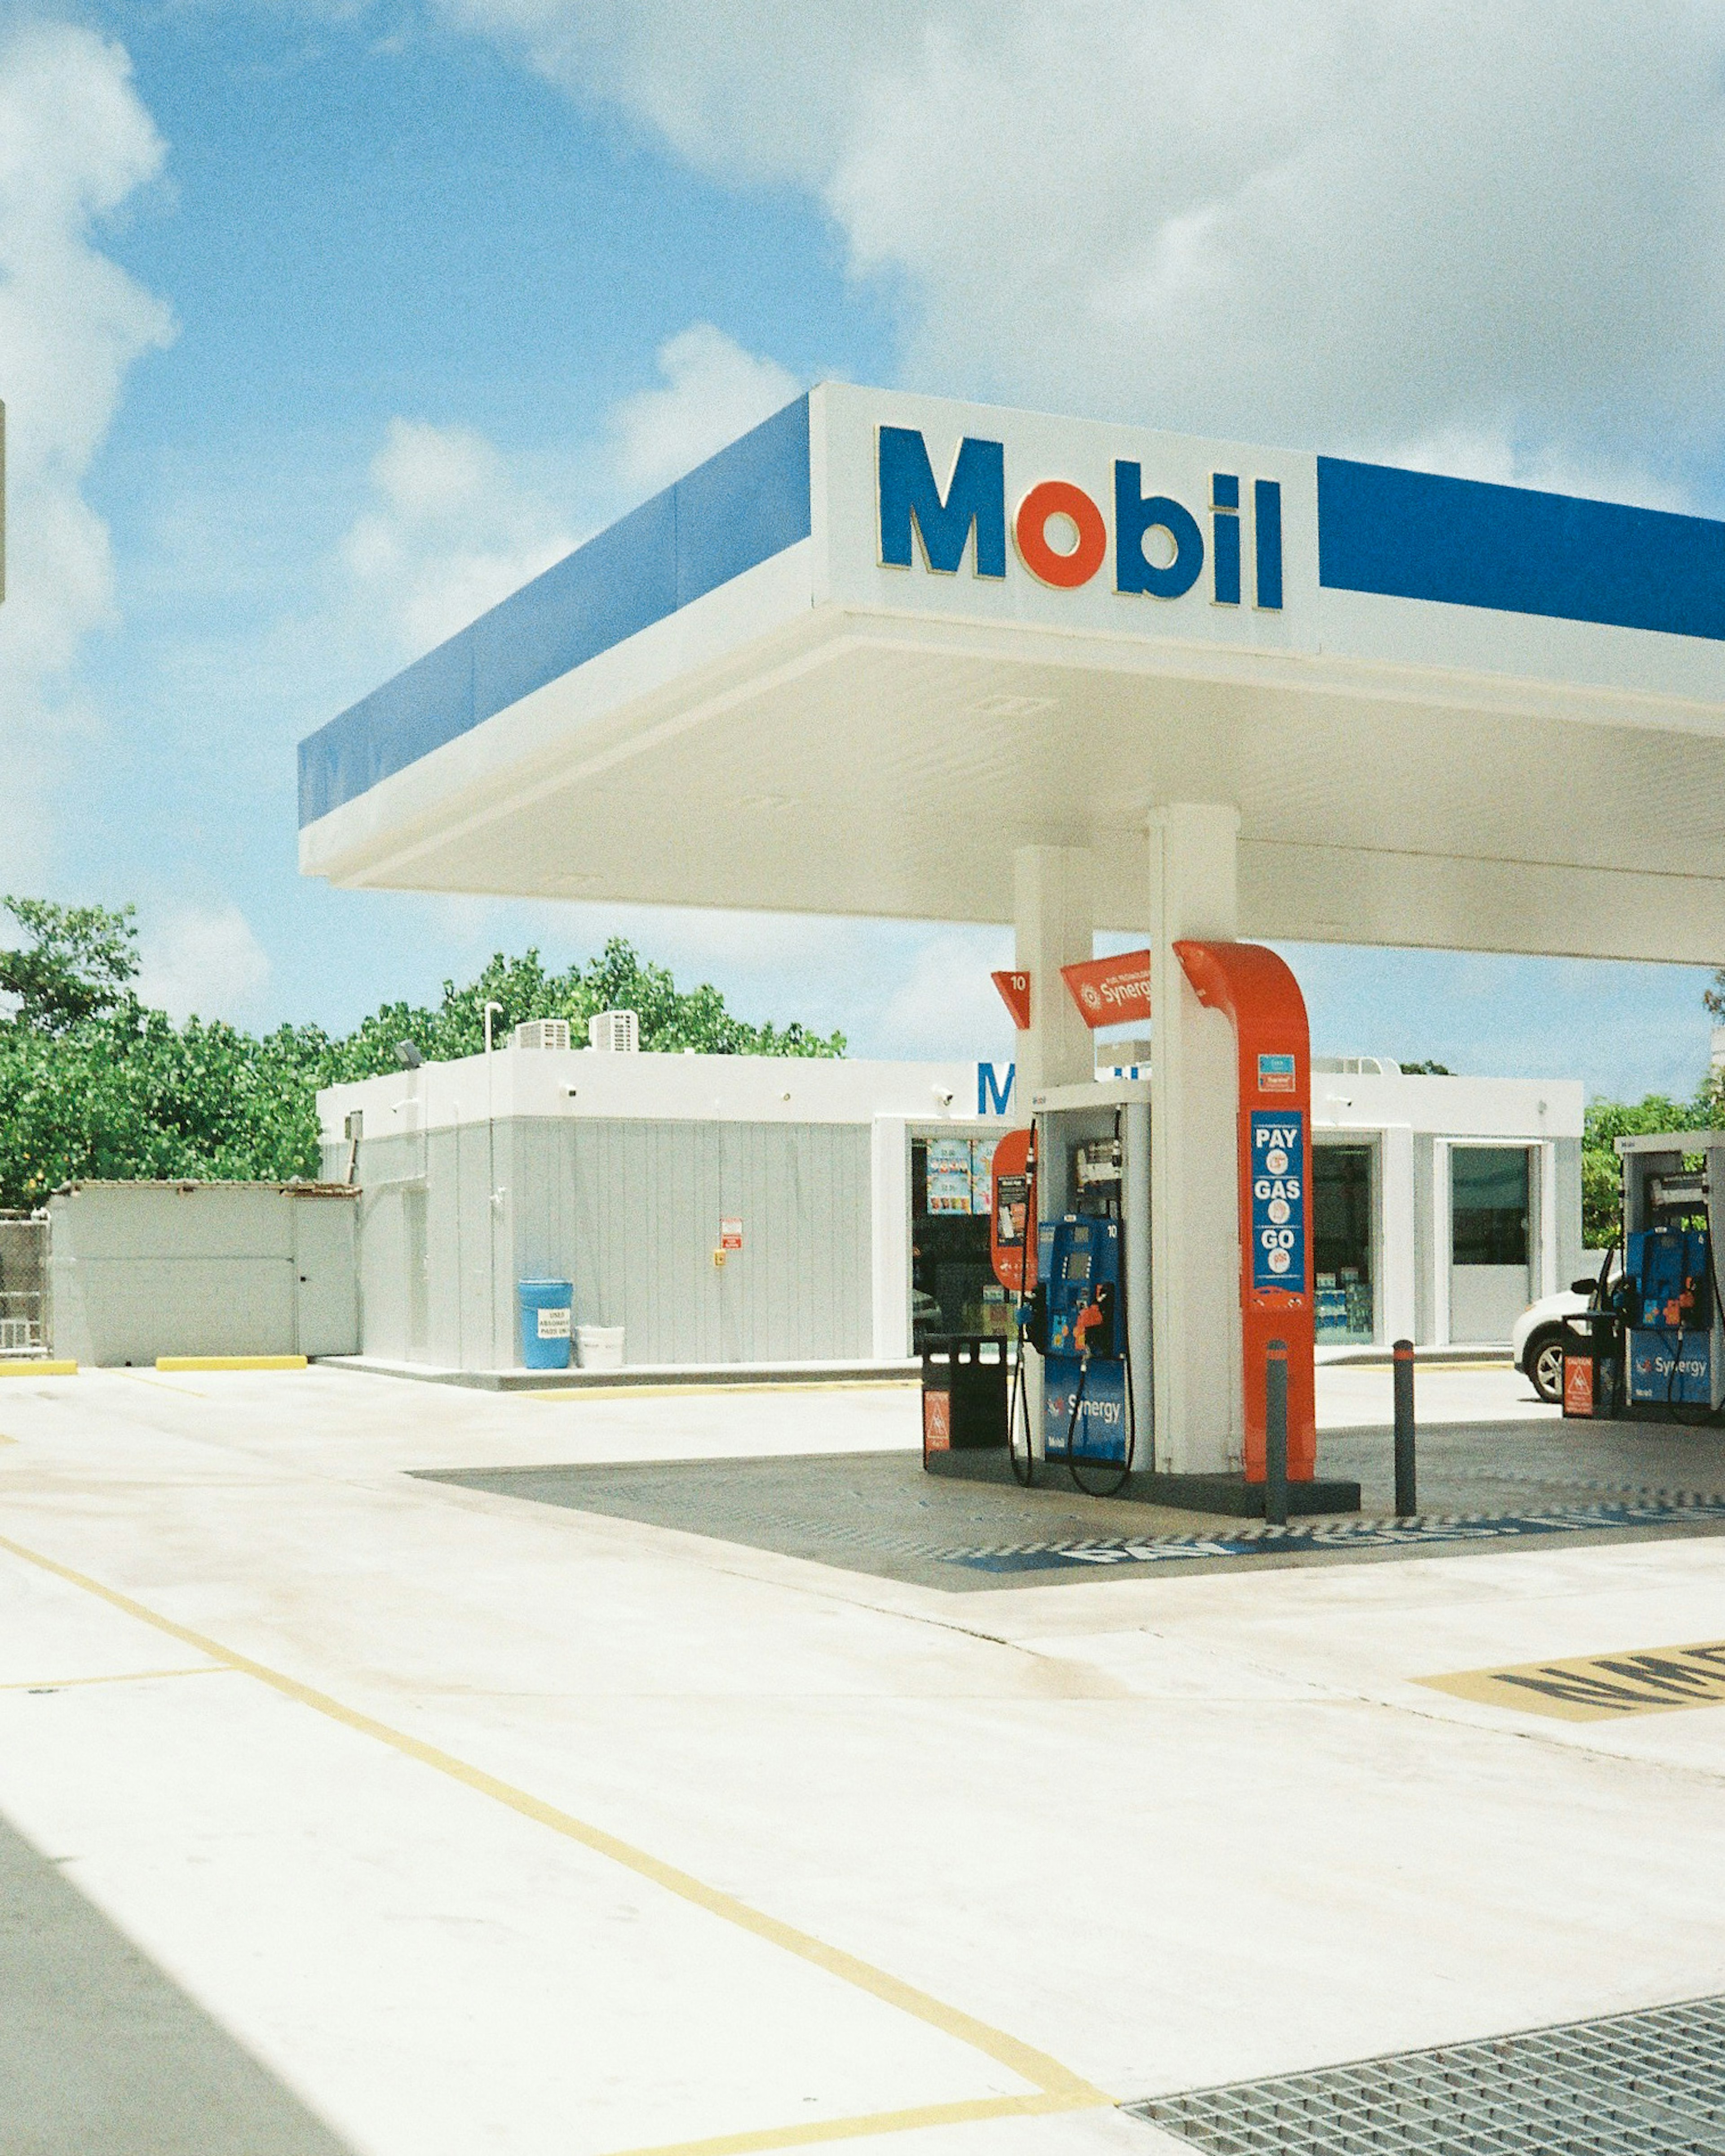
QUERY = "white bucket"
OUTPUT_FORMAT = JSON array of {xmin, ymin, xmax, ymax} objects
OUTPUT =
[{"xmin": 576, "ymin": 1324, "xmax": 625, "ymax": 1372}]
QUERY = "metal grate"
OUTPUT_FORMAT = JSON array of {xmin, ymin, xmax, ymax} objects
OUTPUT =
[{"xmin": 1128, "ymin": 1993, "xmax": 1725, "ymax": 2155}]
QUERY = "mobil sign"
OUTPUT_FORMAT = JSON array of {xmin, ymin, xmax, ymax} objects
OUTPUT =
[{"xmin": 878, "ymin": 425, "xmax": 1284, "ymax": 611}]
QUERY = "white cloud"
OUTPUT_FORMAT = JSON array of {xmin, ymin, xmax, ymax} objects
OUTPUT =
[
  {"xmin": 0, "ymin": 18, "xmax": 173, "ymax": 877},
  {"xmin": 340, "ymin": 416, "xmax": 575, "ymax": 654},
  {"xmin": 134, "ymin": 901, "xmax": 271, "ymax": 1024},
  {"xmin": 438, "ymin": 1, "xmax": 1725, "ymax": 500},
  {"xmin": 337, "ymin": 323, "xmax": 798, "ymax": 660},
  {"xmin": 610, "ymin": 323, "xmax": 800, "ymax": 496}
]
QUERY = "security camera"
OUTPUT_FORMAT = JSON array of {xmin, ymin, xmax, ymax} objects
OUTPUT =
[
  {"xmin": 933, "ymin": 1086, "xmax": 955, "ymax": 1110},
  {"xmin": 395, "ymin": 1040, "xmax": 423, "ymax": 1069}
]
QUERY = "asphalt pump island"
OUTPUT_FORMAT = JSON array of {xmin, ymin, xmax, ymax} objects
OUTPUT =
[{"xmin": 296, "ymin": 383, "xmax": 1725, "ymax": 1506}]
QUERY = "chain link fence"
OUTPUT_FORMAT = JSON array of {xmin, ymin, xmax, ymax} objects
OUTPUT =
[{"xmin": 0, "ymin": 1214, "xmax": 49, "ymax": 1357}]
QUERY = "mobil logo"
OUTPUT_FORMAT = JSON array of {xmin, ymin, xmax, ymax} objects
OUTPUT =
[{"xmin": 878, "ymin": 425, "xmax": 1283, "ymax": 610}]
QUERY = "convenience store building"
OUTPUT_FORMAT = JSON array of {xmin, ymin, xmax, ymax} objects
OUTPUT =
[{"xmin": 318, "ymin": 1041, "xmax": 1579, "ymax": 1372}]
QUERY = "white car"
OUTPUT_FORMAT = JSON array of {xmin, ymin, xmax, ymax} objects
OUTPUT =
[{"xmin": 1512, "ymin": 1262, "xmax": 1615, "ymax": 1403}]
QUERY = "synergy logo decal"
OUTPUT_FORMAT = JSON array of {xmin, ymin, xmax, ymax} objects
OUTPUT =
[{"xmin": 878, "ymin": 425, "xmax": 1283, "ymax": 609}]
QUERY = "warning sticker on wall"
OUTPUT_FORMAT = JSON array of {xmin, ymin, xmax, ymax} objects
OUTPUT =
[{"xmin": 720, "ymin": 1218, "xmax": 743, "ymax": 1251}]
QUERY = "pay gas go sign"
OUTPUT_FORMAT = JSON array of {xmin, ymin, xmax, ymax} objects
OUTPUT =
[{"xmin": 1250, "ymin": 1111, "xmax": 1306, "ymax": 1296}]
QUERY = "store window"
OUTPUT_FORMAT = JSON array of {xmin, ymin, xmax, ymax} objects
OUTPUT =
[
  {"xmin": 1451, "ymin": 1147, "xmax": 1530, "ymax": 1266},
  {"xmin": 1313, "ymin": 1143, "xmax": 1375, "ymax": 1343},
  {"xmin": 911, "ymin": 1134, "xmax": 1012, "ymax": 1350}
]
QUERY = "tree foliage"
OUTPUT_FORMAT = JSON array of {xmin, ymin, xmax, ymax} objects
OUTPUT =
[
  {"xmin": 0, "ymin": 897, "xmax": 138, "ymax": 1033},
  {"xmin": 0, "ymin": 903, "xmax": 844, "ymax": 1210},
  {"xmin": 1581, "ymin": 1089, "xmax": 1724, "ymax": 1249}
]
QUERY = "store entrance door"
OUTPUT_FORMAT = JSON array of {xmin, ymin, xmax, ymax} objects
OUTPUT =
[
  {"xmin": 1314, "ymin": 1143, "xmax": 1376, "ymax": 1344},
  {"xmin": 1450, "ymin": 1146, "xmax": 1532, "ymax": 1345},
  {"xmin": 910, "ymin": 1132, "xmax": 1011, "ymax": 1353}
]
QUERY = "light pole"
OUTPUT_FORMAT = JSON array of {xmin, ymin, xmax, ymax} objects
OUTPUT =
[{"xmin": 484, "ymin": 1000, "xmax": 504, "ymax": 1366}]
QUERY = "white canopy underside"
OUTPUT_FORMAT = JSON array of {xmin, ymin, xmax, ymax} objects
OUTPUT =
[{"xmin": 305, "ymin": 607, "xmax": 1725, "ymax": 966}]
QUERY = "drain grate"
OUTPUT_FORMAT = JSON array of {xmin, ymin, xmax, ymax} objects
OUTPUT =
[{"xmin": 1127, "ymin": 1993, "xmax": 1725, "ymax": 2154}]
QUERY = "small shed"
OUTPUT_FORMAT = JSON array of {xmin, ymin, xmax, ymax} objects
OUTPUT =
[{"xmin": 47, "ymin": 1182, "xmax": 359, "ymax": 1366}]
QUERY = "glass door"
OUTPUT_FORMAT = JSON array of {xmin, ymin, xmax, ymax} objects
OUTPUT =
[
  {"xmin": 1313, "ymin": 1143, "xmax": 1376, "ymax": 1344},
  {"xmin": 1450, "ymin": 1147, "xmax": 1531, "ymax": 1344}
]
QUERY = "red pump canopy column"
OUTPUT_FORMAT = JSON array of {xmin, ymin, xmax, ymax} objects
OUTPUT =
[{"xmin": 1172, "ymin": 940, "xmax": 1317, "ymax": 1483}]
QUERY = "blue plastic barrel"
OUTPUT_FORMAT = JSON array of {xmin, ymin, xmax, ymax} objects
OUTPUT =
[{"xmin": 518, "ymin": 1279, "xmax": 573, "ymax": 1370}]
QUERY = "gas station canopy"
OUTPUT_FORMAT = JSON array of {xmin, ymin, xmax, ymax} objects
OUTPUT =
[{"xmin": 299, "ymin": 385, "xmax": 1725, "ymax": 964}]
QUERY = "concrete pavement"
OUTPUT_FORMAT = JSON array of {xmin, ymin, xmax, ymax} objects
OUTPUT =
[{"xmin": 0, "ymin": 1363, "xmax": 1720, "ymax": 2155}]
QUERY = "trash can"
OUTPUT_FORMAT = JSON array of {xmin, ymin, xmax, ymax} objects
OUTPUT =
[
  {"xmin": 575, "ymin": 1324, "xmax": 625, "ymax": 1372},
  {"xmin": 518, "ymin": 1279, "xmax": 573, "ymax": 1371},
  {"xmin": 920, "ymin": 1336, "xmax": 1008, "ymax": 1465},
  {"xmin": 1561, "ymin": 1309, "xmax": 1621, "ymax": 1418}
]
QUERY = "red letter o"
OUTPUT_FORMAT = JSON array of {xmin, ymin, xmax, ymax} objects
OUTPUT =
[{"xmin": 1013, "ymin": 480, "xmax": 1107, "ymax": 588}]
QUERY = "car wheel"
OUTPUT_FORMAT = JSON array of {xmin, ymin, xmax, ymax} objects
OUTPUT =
[{"xmin": 1525, "ymin": 1327, "xmax": 1566, "ymax": 1404}]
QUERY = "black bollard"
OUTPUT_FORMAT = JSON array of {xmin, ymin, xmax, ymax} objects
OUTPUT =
[
  {"xmin": 1265, "ymin": 1337, "xmax": 1289, "ymax": 1526},
  {"xmin": 1393, "ymin": 1337, "xmax": 1417, "ymax": 1516}
]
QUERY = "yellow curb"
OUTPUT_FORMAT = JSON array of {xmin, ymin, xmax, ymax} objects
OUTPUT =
[
  {"xmin": 155, "ymin": 1355, "xmax": 307, "ymax": 1372},
  {"xmin": 0, "ymin": 1360, "xmax": 76, "ymax": 1377}
]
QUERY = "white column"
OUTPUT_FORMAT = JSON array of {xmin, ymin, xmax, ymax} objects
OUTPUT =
[
  {"xmin": 1432, "ymin": 1139, "xmax": 1453, "ymax": 1346},
  {"xmin": 1537, "ymin": 1139, "xmax": 1558, "ymax": 1303},
  {"xmin": 1014, "ymin": 846, "xmax": 1094, "ymax": 1459},
  {"xmin": 870, "ymin": 1117, "xmax": 911, "ymax": 1360},
  {"xmin": 1380, "ymin": 1124, "xmax": 1416, "ymax": 1344},
  {"xmin": 1148, "ymin": 805, "xmax": 1243, "ymax": 1475},
  {"xmin": 1013, "ymin": 846, "xmax": 1095, "ymax": 1102}
]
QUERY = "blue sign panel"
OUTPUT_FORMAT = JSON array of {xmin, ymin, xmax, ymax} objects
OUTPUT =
[
  {"xmin": 1627, "ymin": 1329, "xmax": 1712, "ymax": 1406},
  {"xmin": 1250, "ymin": 1110, "xmax": 1306, "ymax": 1294},
  {"xmin": 1042, "ymin": 1357, "xmax": 1128, "ymax": 1463}
]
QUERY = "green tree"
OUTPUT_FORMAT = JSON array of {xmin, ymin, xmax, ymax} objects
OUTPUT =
[
  {"xmin": 0, "ymin": 898, "xmax": 138, "ymax": 1033},
  {"xmin": 1579, "ymin": 1092, "xmax": 1721, "ymax": 1249}
]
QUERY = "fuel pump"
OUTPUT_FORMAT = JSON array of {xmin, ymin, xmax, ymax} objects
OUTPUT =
[
  {"xmin": 1612, "ymin": 1133, "xmax": 1725, "ymax": 1416},
  {"xmin": 995, "ymin": 1080, "xmax": 1150, "ymax": 1495},
  {"xmin": 1567, "ymin": 1133, "xmax": 1725, "ymax": 1419}
]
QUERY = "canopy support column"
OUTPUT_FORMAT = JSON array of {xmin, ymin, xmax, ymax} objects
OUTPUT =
[
  {"xmin": 1148, "ymin": 805, "xmax": 1245, "ymax": 1474},
  {"xmin": 1013, "ymin": 846, "xmax": 1093, "ymax": 1461},
  {"xmin": 1013, "ymin": 846, "xmax": 1094, "ymax": 1102}
]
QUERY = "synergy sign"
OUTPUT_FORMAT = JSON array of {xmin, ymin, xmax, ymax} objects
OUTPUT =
[{"xmin": 879, "ymin": 425, "xmax": 1283, "ymax": 609}]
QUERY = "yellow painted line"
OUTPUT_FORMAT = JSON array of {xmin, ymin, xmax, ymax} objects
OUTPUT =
[
  {"xmin": 1419, "ymin": 1637, "xmax": 1725, "ymax": 1721},
  {"xmin": 117, "ymin": 1370, "xmax": 209, "ymax": 1399},
  {"xmin": 0, "ymin": 1665, "xmax": 226, "ymax": 1694},
  {"xmin": 0, "ymin": 1360, "xmax": 76, "ymax": 1377},
  {"xmin": 156, "ymin": 1355, "xmax": 307, "ymax": 1372},
  {"xmin": 593, "ymin": 2088, "xmax": 1101, "ymax": 2156},
  {"xmin": 0, "ymin": 1528, "xmax": 1110, "ymax": 2113}
]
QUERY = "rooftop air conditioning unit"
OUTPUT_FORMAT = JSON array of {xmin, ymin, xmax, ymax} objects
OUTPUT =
[
  {"xmin": 588, "ymin": 1009, "xmax": 640, "ymax": 1053},
  {"xmin": 514, "ymin": 1019, "xmax": 571, "ymax": 1052}
]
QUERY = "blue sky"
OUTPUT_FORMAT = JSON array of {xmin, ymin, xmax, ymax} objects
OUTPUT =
[{"xmin": 4, "ymin": 1, "xmax": 1725, "ymax": 1097}]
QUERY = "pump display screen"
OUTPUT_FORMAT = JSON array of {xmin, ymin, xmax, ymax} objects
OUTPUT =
[{"xmin": 1062, "ymin": 1253, "xmax": 1091, "ymax": 1282}]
